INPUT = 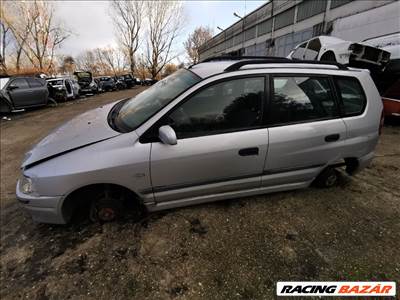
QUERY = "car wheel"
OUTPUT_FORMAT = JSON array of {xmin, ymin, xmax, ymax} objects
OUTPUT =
[
  {"xmin": 314, "ymin": 168, "xmax": 339, "ymax": 188},
  {"xmin": 320, "ymin": 51, "xmax": 336, "ymax": 62},
  {"xmin": 0, "ymin": 99, "xmax": 11, "ymax": 114},
  {"xmin": 89, "ymin": 189, "xmax": 124, "ymax": 222}
]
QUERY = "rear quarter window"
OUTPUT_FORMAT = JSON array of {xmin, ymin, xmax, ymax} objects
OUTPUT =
[{"xmin": 335, "ymin": 77, "xmax": 366, "ymax": 116}]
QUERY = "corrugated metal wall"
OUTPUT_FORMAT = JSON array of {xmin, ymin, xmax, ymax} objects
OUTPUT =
[
  {"xmin": 274, "ymin": 7, "xmax": 295, "ymax": 30},
  {"xmin": 257, "ymin": 18, "xmax": 273, "ymax": 36},
  {"xmin": 331, "ymin": 0, "xmax": 352, "ymax": 9},
  {"xmin": 297, "ymin": 0, "xmax": 327, "ymax": 22},
  {"xmin": 245, "ymin": 26, "xmax": 257, "ymax": 41}
]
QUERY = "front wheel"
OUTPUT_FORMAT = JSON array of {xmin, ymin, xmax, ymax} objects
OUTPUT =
[
  {"xmin": 89, "ymin": 189, "xmax": 124, "ymax": 222},
  {"xmin": 0, "ymin": 99, "xmax": 11, "ymax": 114}
]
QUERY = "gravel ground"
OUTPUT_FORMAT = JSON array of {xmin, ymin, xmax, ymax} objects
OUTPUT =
[{"xmin": 1, "ymin": 88, "xmax": 399, "ymax": 299}]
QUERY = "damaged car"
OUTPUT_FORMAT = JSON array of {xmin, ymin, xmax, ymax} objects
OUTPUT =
[
  {"xmin": 74, "ymin": 71, "xmax": 98, "ymax": 95},
  {"xmin": 288, "ymin": 36, "xmax": 391, "ymax": 70},
  {"xmin": 1, "ymin": 76, "xmax": 49, "ymax": 113},
  {"xmin": 17, "ymin": 58, "xmax": 383, "ymax": 224},
  {"xmin": 47, "ymin": 78, "xmax": 80, "ymax": 101}
]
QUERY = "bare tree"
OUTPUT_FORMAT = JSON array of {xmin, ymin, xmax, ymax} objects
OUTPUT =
[
  {"xmin": 1, "ymin": 2, "xmax": 31, "ymax": 72},
  {"xmin": 184, "ymin": 26, "xmax": 213, "ymax": 64},
  {"xmin": 162, "ymin": 63, "xmax": 177, "ymax": 77},
  {"xmin": 76, "ymin": 50, "xmax": 100, "ymax": 75},
  {"xmin": 2, "ymin": 1, "xmax": 70, "ymax": 73},
  {"xmin": 110, "ymin": 0, "xmax": 144, "ymax": 74},
  {"xmin": 59, "ymin": 55, "xmax": 76, "ymax": 74},
  {"xmin": 96, "ymin": 47, "xmax": 128, "ymax": 76},
  {"xmin": 0, "ymin": 20, "xmax": 10, "ymax": 74},
  {"xmin": 144, "ymin": 1, "xmax": 185, "ymax": 79}
]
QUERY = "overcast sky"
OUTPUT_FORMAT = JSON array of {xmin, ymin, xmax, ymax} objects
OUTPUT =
[{"xmin": 54, "ymin": 1, "xmax": 265, "ymax": 61}]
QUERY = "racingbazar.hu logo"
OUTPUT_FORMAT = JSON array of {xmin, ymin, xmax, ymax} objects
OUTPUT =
[{"xmin": 277, "ymin": 281, "xmax": 396, "ymax": 297}]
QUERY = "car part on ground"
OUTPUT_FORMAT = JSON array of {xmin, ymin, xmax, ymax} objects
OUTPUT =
[
  {"xmin": 0, "ymin": 77, "xmax": 49, "ymax": 113},
  {"xmin": 17, "ymin": 57, "xmax": 383, "ymax": 224}
]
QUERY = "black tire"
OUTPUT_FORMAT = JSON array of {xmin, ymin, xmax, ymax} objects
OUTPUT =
[
  {"xmin": 320, "ymin": 51, "xmax": 336, "ymax": 62},
  {"xmin": 0, "ymin": 99, "xmax": 11, "ymax": 114},
  {"xmin": 314, "ymin": 168, "xmax": 339, "ymax": 188}
]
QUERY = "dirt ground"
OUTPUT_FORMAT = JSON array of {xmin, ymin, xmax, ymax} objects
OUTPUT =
[{"xmin": 1, "ymin": 88, "xmax": 399, "ymax": 299}]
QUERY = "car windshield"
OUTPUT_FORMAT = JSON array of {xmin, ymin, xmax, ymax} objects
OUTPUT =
[{"xmin": 112, "ymin": 69, "xmax": 201, "ymax": 132}]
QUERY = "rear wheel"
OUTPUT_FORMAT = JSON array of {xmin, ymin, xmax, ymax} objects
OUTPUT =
[
  {"xmin": 314, "ymin": 168, "xmax": 339, "ymax": 188},
  {"xmin": 320, "ymin": 51, "xmax": 336, "ymax": 62}
]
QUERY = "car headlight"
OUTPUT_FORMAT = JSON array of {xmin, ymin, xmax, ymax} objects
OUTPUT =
[
  {"xmin": 89, "ymin": 82, "xmax": 96, "ymax": 87},
  {"xmin": 20, "ymin": 176, "xmax": 34, "ymax": 194}
]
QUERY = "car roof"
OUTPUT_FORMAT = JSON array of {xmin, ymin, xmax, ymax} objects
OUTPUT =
[{"xmin": 189, "ymin": 57, "xmax": 351, "ymax": 79}]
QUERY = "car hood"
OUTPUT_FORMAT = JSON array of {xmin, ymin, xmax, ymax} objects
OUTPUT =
[{"xmin": 22, "ymin": 101, "xmax": 121, "ymax": 169}]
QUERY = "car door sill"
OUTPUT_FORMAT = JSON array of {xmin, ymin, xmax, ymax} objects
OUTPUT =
[{"xmin": 146, "ymin": 181, "xmax": 311, "ymax": 212}]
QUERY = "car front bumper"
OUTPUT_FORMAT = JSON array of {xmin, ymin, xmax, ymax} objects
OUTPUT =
[{"xmin": 16, "ymin": 180, "xmax": 67, "ymax": 224}]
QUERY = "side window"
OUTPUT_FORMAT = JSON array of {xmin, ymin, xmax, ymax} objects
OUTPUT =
[
  {"xmin": 305, "ymin": 38, "xmax": 321, "ymax": 60},
  {"xmin": 167, "ymin": 77, "xmax": 264, "ymax": 138},
  {"xmin": 26, "ymin": 78, "xmax": 44, "ymax": 88},
  {"xmin": 269, "ymin": 76, "xmax": 338, "ymax": 124},
  {"xmin": 335, "ymin": 77, "xmax": 366, "ymax": 116},
  {"xmin": 291, "ymin": 42, "xmax": 307, "ymax": 59},
  {"xmin": 9, "ymin": 78, "xmax": 29, "ymax": 89}
]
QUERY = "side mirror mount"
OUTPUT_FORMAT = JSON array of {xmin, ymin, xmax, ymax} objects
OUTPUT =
[
  {"xmin": 158, "ymin": 125, "xmax": 177, "ymax": 145},
  {"xmin": 7, "ymin": 85, "xmax": 18, "ymax": 91}
]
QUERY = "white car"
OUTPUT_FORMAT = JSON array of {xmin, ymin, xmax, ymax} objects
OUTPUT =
[
  {"xmin": 47, "ymin": 78, "xmax": 79, "ymax": 100},
  {"xmin": 288, "ymin": 36, "xmax": 390, "ymax": 70}
]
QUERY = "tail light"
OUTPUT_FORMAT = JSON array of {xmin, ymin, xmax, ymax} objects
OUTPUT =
[{"xmin": 379, "ymin": 109, "xmax": 384, "ymax": 135}]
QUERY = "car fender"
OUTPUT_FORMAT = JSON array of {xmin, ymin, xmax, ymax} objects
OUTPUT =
[
  {"xmin": 321, "ymin": 42, "xmax": 353, "ymax": 64},
  {"xmin": 23, "ymin": 132, "xmax": 153, "ymax": 203}
]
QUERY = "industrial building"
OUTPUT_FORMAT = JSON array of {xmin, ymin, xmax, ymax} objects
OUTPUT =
[{"xmin": 198, "ymin": 0, "xmax": 399, "ymax": 60}]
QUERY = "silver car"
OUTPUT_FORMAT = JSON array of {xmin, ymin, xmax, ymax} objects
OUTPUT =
[{"xmin": 17, "ymin": 58, "xmax": 384, "ymax": 224}]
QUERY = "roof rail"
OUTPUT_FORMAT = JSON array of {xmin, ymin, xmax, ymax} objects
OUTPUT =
[
  {"xmin": 224, "ymin": 59, "xmax": 349, "ymax": 72},
  {"xmin": 201, "ymin": 55, "xmax": 290, "ymax": 63}
]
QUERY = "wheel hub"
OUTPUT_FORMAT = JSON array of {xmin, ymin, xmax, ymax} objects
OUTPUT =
[
  {"xmin": 326, "ymin": 174, "xmax": 337, "ymax": 186},
  {"xmin": 98, "ymin": 207, "xmax": 115, "ymax": 222}
]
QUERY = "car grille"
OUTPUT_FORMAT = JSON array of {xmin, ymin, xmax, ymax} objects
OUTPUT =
[{"xmin": 362, "ymin": 47, "xmax": 380, "ymax": 61}]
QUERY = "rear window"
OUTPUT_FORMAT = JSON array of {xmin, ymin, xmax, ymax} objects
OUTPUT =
[{"xmin": 335, "ymin": 77, "xmax": 366, "ymax": 116}]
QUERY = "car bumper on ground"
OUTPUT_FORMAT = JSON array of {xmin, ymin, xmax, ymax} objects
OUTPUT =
[{"xmin": 16, "ymin": 180, "xmax": 66, "ymax": 224}]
